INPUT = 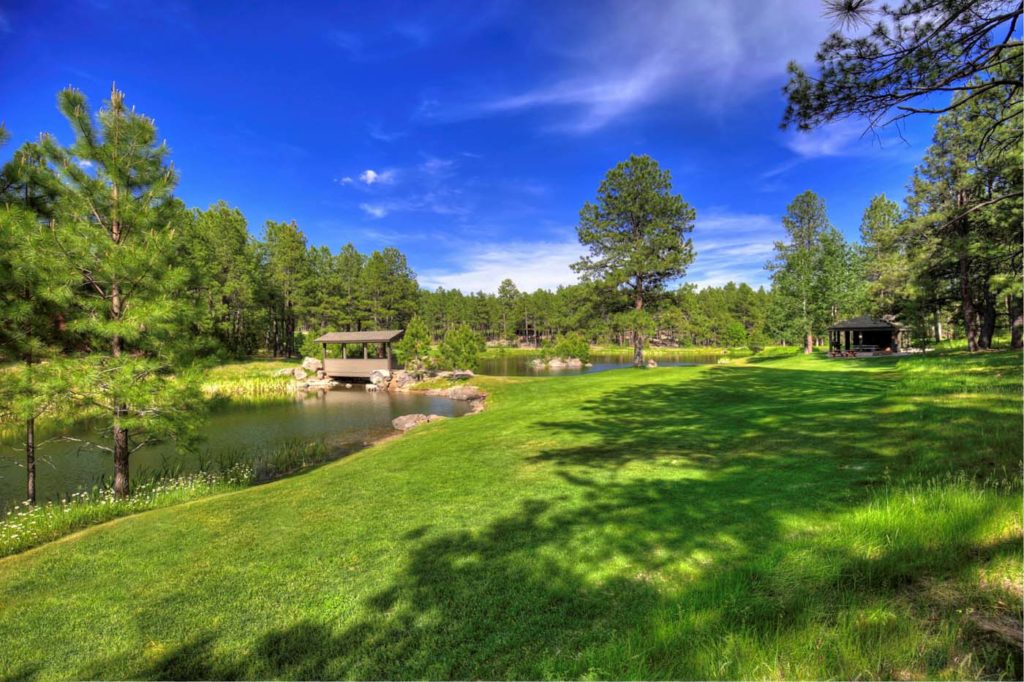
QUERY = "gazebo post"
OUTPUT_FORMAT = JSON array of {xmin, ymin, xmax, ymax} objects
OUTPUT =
[
  {"xmin": 363, "ymin": 343, "xmax": 368, "ymax": 360},
  {"xmin": 342, "ymin": 344, "xmax": 347, "ymax": 359},
  {"xmin": 321, "ymin": 343, "xmax": 326, "ymax": 370}
]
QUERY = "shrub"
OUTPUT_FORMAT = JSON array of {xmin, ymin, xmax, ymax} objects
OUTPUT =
[
  {"xmin": 553, "ymin": 332, "xmax": 591, "ymax": 363},
  {"xmin": 394, "ymin": 316, "xmax": 432, "ymax": 371},
  {"xmin": 437, "ymin": 323, "xmax": 485, "ymax": 371}
]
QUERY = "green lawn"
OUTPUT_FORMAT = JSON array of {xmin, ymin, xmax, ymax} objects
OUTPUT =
[{"xmin": 0, "ymin": 351, "xmax": 1020, "ymax": 680}]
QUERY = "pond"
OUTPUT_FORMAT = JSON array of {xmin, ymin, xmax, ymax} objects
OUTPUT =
[
  {"xmin": 478, "ymin": 351, "xmax": 722, "ymax": 376},
  {"xmin": 0, "ymin": 388, "xmax": 472, "ymax": 507}
]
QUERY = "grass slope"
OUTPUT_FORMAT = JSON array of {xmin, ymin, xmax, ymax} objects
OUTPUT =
[{"xmin": 0, "ymin": 352, "xmax": 1020, "ymax": 680}]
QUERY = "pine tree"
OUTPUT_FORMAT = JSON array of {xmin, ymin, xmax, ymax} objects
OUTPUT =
[
  {"xmin": 27, "ymin": 85, "xmax": 203, "ymax": 497},
  {"xmin": 573, "ymin": 155, "xmax": 695, "ymax": 367}
]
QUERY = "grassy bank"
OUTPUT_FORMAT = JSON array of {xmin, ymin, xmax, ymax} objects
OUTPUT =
[
  {"xmin": 0, "ymin": 351, "xmax": 1020, "ymax": 679},
  {"xmin": 0, "ymin": 440, "xmax": 334, "ymax": 557}
]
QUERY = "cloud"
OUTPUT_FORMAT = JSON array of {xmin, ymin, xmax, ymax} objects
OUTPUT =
[
  {"xmin": 687, "ymin": 212, "xmax": 783, "ymax": 288},
  {"xmin": 338, "ymin": 176, "xmax": 354, "ymax": 185},
  {"xmin": 419, "ymin": 210, "xmax": 785, "ymax": 293},
  {"xmin": 438, "ymin": 1, "xmax": 830, "ymax": 133},
  {"xmin": 785, "ymin": 120, "xmax": 868, "ymax": 159},
  {"xmin": 358, "ymin": 169, "xmax": 396, "ymax": 185},
  {"xmin": 360, "ymin": 203, "xmax": 389, "ymax": 218},
  {"xmin": 368, "ymin": 124, "xmax": 405, "ymax": 142},
  {"xmin": 419, "ymin": 240, "xmax": 585, "ymax": 293},
  {"xmin": 76, "ymin": 159, "xmax": 94, "ymax": 169}
]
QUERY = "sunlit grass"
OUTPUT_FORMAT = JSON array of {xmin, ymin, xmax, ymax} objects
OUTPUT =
[{"xmin": 0, "ymin": 351, "xmax": 1019, "ymax": 679}]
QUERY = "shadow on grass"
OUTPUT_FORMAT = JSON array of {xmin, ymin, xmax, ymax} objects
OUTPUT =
[{"xmin": 81, "ymin": 357, "xmax": 1022, "ymax": 679}]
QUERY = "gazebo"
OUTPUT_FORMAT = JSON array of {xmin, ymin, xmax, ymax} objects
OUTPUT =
[
  {"xmin": 315, "ymin": 330, "xmax": 404, "ymax": 378},
  {"xmin": 827, "ymin": 316, "xmax": 903, "ymax": 354}
]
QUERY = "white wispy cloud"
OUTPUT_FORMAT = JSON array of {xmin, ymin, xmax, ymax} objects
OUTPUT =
[
  {"xmin": 360, "ymin": 203, "xmax": 389, "ymax": 218},
  {"xmin": 688, "ymin": 212, "xmax": 782, "ymax": 288},
  {"xmin": 436, "ymin": 1, "xmax": 830, "ymax": 133},
  {"xmin": 785, "ymin": 120, "xmax": 869, "ymax": 159},
  {"xmin": 417, "ymin": 210, "xmax": 782, "ymax": 293},
  {"xmin": 419, "ymin": 240, "xmax": 585, "ymax": 293},
  {"xmin": 76, "ymin": 159, "xmax": 94, "ymax": 169}
]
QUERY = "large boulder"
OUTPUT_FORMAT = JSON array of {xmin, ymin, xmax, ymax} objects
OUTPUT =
[
  {"xmin": 390, "ymin": 370, "xmax": 415, "ymax": 391},
  {"xmin": 392, "ymin": 413, "xmax": 429, "ymax": 431},
  {"xmin": 276, "ymin": 367, "xmax": 295, "ymax": 376},
  {"xmin": 301, "ymin": 356, "xmax": 322, "ymax": 372},
  {"xmin": 292, "ymin": 367, "xmax": 308, "ymax": 380},
  {"xmin": 646, "ymin": 359, "xmax": 658, "ymax": 368},
  {"xmin": 450, "ymin": 369, "xmax": 475, "ymax": 380},
  {"xmin": 446, "ymin": 385, "xmax": 486, "ymax": 401},
  {"xmin": 369, "ymin": 369, "xmax": 391, "ymax": 387}
]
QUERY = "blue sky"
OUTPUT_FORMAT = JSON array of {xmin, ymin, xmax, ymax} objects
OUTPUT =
[{"xmin": 0, "ymin": 0, "xmax": 937, "ymax": 292}]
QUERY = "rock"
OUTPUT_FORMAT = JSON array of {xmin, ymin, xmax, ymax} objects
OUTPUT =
[
  {"xmin": 426, "ymin": 414, "xmax": 447, "ymax": 422},
  {"xmin": 391, "ymin": 371, "xmax": 415, "ymax": 390},
  {"xmin": 292, "ymin": 367, "xmax": 308, "ymax": 380},
  {"xmin": 468, "ymin": 399, "xmax": 486, "ymax": 413},
  {"xmin": 450, "ymin": 369, "xmax": 475, "ymax": 380},
  {"xmin": 365, "ymin": 383, "xmax": 382, "ymax": 392},
  {"xmin": 529, "ymin": 358, "xmax": 545, "ymax": 367},
  {"xmin": 301, "ymin": 356, "xmax": 322, "ymax": 371},
  {"xmin": 646, "ymin": 359, "xmax": 658, "ymax": 368},
  {"xmin": 316, "ymin": 369, "xmax": 326, "ymax": 379},
  {"xmin": 564, "ymin": 358, "xmax": 583, "ymax": 368},
  {"xmin": 275, "ymin": 367, "xmax": 295, "ymax": 376},
  {"xmin": 547, "ymin": 358, "xmax": 567, "ymax": 368},
  {"xmin": 392, "ymin": 413, "xmax": 429, "ymax": 431},
  {"xmin": 447, "ymin": 385, "xmax": 486, "ymax": 401},
  {"xmin": 368, "ymin": 369, "xmax": 391, "ymax": 386},
  {"xmin": 345, "ymin": 383, "xmax": 353, "ymax": 389},
  {"xmin": 300, "ymin": 378, "xmax": 337, "ymax": 390}
]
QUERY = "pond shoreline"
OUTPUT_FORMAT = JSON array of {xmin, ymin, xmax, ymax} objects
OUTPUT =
[{"xmin": 0, "ymin": 384, "xmax": 488, "ymax": 558}]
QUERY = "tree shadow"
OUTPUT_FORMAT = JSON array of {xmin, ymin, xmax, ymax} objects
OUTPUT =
[{"xmin": 73, "ymin": 359, "xmax": 1021, "ymax": 679}]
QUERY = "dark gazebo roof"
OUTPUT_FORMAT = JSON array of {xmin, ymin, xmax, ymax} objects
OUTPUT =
[
  {"xmin": 827, "ymin": 316, "xmax": 899, "ymax": 331},
  {"xmin": 315, "ymin": 330, "xmax": 404, "ymax": 344}
]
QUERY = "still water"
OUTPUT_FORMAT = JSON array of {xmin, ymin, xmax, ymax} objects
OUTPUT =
[
  {"xmin": 478, "ymin": 351, "xmax": 721, "ymax": 377},
  {"xmin": 0, "ymin": 388, "xmax": 471, "ymax": 506}
]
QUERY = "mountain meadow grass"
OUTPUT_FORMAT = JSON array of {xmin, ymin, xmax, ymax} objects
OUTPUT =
[{"xmin": 0, "ymin": 350, "xmax": 1019, "ymax": 680}]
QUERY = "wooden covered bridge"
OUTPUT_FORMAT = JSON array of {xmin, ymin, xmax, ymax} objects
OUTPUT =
[{"xmin": 315, "ymin": 330, "xmax": 404, "ymax": 379}]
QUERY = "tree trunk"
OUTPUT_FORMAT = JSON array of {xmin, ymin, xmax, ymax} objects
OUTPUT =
[
  {"xmin": 805, "ymin": 332, "xmax": 814, "ymax": 354},
  {"xmin": 113, "ymin": 415, "xmax": 130, "ymax": 498},
  {"xmin": 25, "ymin": 416, "xmax": 35, "ymax": 505},
  {"xmin": 958, "ymin": 251, "xmax": 979, "ymax": 352},
  {"xmin": 111, "ymin": 278, "xmax": 130, "ymax": 498},
  {"xmin": 933, "ymin": 309, "xmax": 943, "ymax": 343},
  {"xmin": 978, "ymin": 288, "xmax": 997, "ymax": 350},
  {"xmin": 633, "ymin": 289, "xmax": 644, "ymax": 368},
  {"xmin": 1009, "ymin": 295, "xmax": 1023, "ymax": 350}
]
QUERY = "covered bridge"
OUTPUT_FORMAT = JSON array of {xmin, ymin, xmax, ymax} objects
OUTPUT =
[
  {"xmin": 315, "ymin": 330, "xmax": 404, "ymax": 379},
  {"xmin": 827, "ymin": 316, "xmax": 903, "ymax": 354}
]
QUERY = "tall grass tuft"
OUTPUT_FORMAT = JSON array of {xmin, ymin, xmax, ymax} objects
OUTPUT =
[{"xmin": 0, "ymin": 438, "xmax": 335, "ymax": 558}]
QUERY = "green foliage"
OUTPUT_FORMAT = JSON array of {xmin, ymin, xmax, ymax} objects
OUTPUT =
[
  {"xmin": 437, "ymin": 323, "xmax": 485, "ymax": 371},
  {"xmin": 19, "ymin": 86, "xmax": 205, "ymax": 497},
  {"xmin": 783, "ymin": 0, "xmax": 1021, "ymax": 137},
  {"xmin": 552, "ymin": 331, "xmax": 590, "ymax": 363},
  {"xmin": 574, "ymin": 154, "xmax": 696, "ymax": 365},
  {"xmin": 768, "ymin": 191, "xmax": 864, "ymax": 351},
  {"xmin": 393, "ymin": 316, "xmax": 432, "ymax": 369}
]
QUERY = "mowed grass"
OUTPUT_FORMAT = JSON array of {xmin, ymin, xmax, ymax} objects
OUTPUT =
[{"xmin": 0, "ymin": 351, "xmax": 1020, "ymax": 680}]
